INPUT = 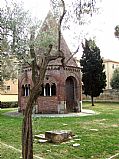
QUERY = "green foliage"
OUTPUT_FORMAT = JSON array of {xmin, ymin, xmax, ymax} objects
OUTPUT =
[
  {"xmin": 0, "ymin": 101, "xmax": 18, "ymax": 108},
  {"xmin": 0, "ymin": 2, "xmax": 31, "ymax": 55},
  {"xmin": 0, "ymin": 1, "xmax": 58, "ymax": 87},
  {"xmin": 80, "ymin": 39, "xmax": 106, "ymax": 98},
  {"xmin": 35, "ymin": 20, "xmax": 58, "ymax": 55},
  {"xmin": 110, "ymin": 68, "xmax": 119, "ymax": 90},
  {"xmin": 0, "ymin": 1, "xmax": 31, "ymax": 86}
]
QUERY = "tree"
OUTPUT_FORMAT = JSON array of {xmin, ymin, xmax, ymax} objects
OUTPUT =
[
  {"xmin": 1, "ymin": 0, "xmax": 99, "ymax": 158},
  {"xmin": 22, "ymin": 1, "xmax": 65, "ymax": 158},
  {"xmin": 80, "ymin": 39, "xmax": 106, "ymax": 106},
  {"xmin": 110, "ymin": 68, "xmax": 119, "ymax": 90},
  {"xmin": 1, "ymin": 1, "xmax": 63, "ymax": 158},
  {"xmin": 113, "ymin": 25, "xmax": 119, "ymax": 90},
  {"xmin": 0, "ymin": 1, "xmax": 31, "ymax": 88},
  {"xmin": 114, "ymin": 25, "xmax": 119, "ymax": 39}
]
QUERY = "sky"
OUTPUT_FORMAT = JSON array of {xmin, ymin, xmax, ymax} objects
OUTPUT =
[{"xmin": 1, "ymin": 0, "xmax": 119, "ymax": 61}]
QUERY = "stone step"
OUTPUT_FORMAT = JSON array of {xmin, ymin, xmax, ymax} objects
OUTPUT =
[{"xmin": 34, "ymin": 134, "xmax": 45, "ymax": 139}]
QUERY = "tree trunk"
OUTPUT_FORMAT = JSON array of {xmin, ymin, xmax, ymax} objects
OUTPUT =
[
  {"xmin": 22, "ymin": 96, "xmax": 34, "ymax": 159},
  {"xmin": 22, "ymin": 60, "xmax": 48, "ymax": 159},
  {"xmin": 21, "ymin": 1, "xmax": 66, "ymax": 158},
  {"xmin": 22, "ymin": 85, "xmax": 43, "ymax": 159},
  {"xmin": 91, "ymin": 95, "xmax": 94, "ymax": 106}
]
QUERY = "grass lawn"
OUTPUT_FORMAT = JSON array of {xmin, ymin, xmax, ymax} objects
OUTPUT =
[{"xmin": 0, "ymin": 102, "xmax": 119, "ymax": 159}]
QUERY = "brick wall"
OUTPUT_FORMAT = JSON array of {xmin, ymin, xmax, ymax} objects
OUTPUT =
[
  {"xmin": 18, "ymin": 65, "xmax": 82, "ymax": 114},
  {"xmin": 37, "ymin": 96, "xmax": 58, "ymax": 114}
]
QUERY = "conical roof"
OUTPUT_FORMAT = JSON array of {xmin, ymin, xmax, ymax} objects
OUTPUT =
[{"xmin": 39, "ymin": 11, "xmax": 78, "ymax": 67}]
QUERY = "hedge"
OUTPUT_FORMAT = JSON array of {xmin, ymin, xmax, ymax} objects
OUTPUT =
[{"xmin": 0, "ymin": 101, "xmax": 18, "ymax": 108}]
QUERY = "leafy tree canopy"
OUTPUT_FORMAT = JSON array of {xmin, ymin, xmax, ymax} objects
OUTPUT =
[
  {"xmin": 0, "ymin": 1, "xmax": 31, "ymax": 87},
  {"xmin": 110, "ymin": 68, "xmax": 119, "ymax": 90},
  {"xmin": 0, "ymin": 1, "xmax": 57, "ymax": 88}
]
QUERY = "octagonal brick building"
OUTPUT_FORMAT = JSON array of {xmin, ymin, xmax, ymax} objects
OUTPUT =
[{"xmin": 18, "ymin": 12, "xmax": 82, "ymax": 114}]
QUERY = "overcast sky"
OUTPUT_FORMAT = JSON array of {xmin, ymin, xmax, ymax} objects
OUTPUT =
[{"xmin": 1, "ymin": 0, "xmax": 119, "ymax": 61}]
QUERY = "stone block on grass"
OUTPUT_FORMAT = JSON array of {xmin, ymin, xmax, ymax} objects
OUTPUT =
[{"xmin": 45, "ymin": 130, "xmax": 73, "ymax": 143}]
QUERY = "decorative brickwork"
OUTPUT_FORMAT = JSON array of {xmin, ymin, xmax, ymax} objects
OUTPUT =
[
  {"xmin": 18, "ymin": 64, "xmax": 82, "ymax": 114},
  {"xmin": 18, "ymin": 12, "xmax": 82, "ymax": 114}
]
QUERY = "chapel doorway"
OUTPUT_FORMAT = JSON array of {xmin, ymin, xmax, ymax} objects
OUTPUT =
[{"xmin": 65, "ymin": 76, "xmax": 77, "ymax": 112}]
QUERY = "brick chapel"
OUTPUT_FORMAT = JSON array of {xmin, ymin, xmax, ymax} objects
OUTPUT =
[{"xmin": 18, "ymin": 12, "xmax": 82, "ymax": 114}]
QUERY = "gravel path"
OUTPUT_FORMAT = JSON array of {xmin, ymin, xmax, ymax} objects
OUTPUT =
[{"xmin": 4, "ymin": 109, "xmax": 97, "ymax": 117}]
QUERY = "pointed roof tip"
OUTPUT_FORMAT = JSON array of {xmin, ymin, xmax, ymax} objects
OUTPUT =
[
  {"xmin": 45, "ymin": 10, "xmax": 52, "ymax": 18},
  {"xmin": 40, "ymin": 10, "xmax": 58, "ymax": 31},
  {"xmin": 47, "ymin": 10, "xmax": 53, "ymax": 16},
  {"xmin": 40, "ymin": 10, "xmax": 78, "ymax": 67},
  {"xmin": 44, "ymin": 10, "xmax": 56, "ymax": 21}
]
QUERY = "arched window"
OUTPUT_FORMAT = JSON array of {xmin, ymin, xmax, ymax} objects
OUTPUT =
[
  {"xmin": 22, "ymin": 84, "xmax": 30, "ymax": 96},
  {"xmin": 28, "ymin": 84, "xmax": 30, "ymax": 96},
  {"xmin": 22, "ymin": 85, "xmax": 25, "ymax": 96},
  {"xmin": 51, "ymin": 83, "xmax": 56, "ymax": 96},
  {"xmin": 25, "ymin": 84, "xmax": 29, "ymax": 96},
  {"xmin": 45, "ymin": 83, "xmax": 50, "ymax": 96},
  {"xmin": 39, "ymin": 83, "xmax": 57, "ymax": 97}
]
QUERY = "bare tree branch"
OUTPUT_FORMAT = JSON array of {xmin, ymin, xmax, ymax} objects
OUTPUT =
[
  {"xmin": 58, "ymin": 0, "xmax": 66, "ymax": 51},
  {"xmin": 29, "ymin": 28, "xmax": 38, "ymax": 84},
  {"xmin": 65, "ymin": 45, "xmax": 80, "ymax": 65}
]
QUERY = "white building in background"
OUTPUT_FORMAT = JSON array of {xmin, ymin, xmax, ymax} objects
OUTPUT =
[{"xmin": 0, "ymin": 79, "xmax": 18, "ymax": 102}]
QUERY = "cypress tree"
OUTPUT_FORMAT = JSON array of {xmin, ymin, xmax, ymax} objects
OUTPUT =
[{"xmin": 80, "ymin": 39, "xmax": 106, "ymax": 106}]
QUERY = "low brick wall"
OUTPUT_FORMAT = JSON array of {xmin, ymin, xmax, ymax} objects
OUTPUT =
[
  {"xmin": 37, "ymin": 96, "xmax": 58, "ymax": 114},
  {"xmin": 82, "ymin": 89, "xmax": 119, "ymax": 102}
]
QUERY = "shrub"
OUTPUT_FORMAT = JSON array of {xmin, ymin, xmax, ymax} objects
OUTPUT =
[{"xmin": 0, "ymin": 101, "xmax": 18, "ymax": 108}]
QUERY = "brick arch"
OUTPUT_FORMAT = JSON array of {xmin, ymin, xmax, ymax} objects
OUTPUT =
[
  {"xmin": 20, "ymin": 77, "xmax": 33, "ymax": 86},
  {"xmin": 44, "ymin": 75, "xmax": 58, "ymax": 86},
  {"xmin": 39, "ymin": 81, "xmax": 57, "ymax": 97},
  {"xmin": 65, "ymin": 72, "xmax": 80, "ymax": 86}
]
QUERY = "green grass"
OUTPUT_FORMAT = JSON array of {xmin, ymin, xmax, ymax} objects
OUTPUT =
[
  {"xmin": 0, "ymin": 143, "xmax": 21, "ymax": 159},
  {"xmin": 0, "ymin": 102, "xmax": 119, "ymax": 159}
]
